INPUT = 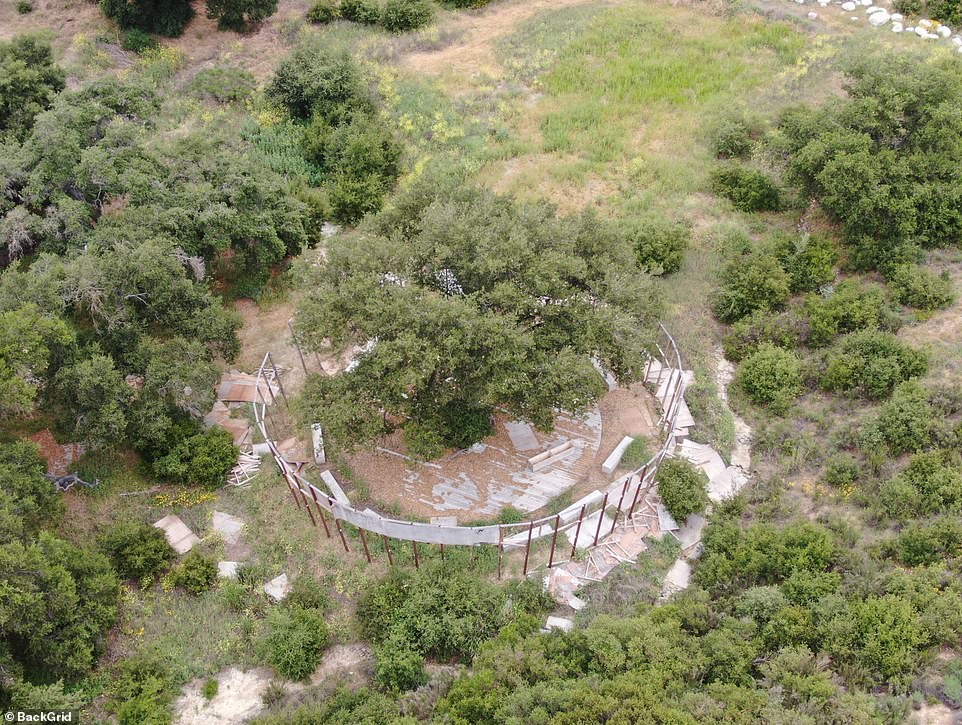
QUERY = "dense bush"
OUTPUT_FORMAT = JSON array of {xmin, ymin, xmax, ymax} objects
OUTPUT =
[
  {"xmin": 656, "ymin": 458, "xmax": 710, "ymax": 523},
  {"xmin": 736, "ymin": 343, "xmax": 803, "ymax": 414},
  {"xmin": 879, "ymin": 450, "xmax": 962, "ymax": 520},
  {"xmin": 268, "ymin": 43, "xmax": 368, "ymax": 121},
  {"xmin": 373, "ymin": 635, "xmax": 428, "ymax": 692},
  {"xmin": 869, "ymin": 380, "xmax": 936, "ymax": 455},
  {"xmin": 152, "ymin": 427, "xmax": 238, "ymax": 488},
  {"xmin": 722, "ymin": 309, "xmax": 804, "ymax": 362},
  {"xmin": 109, "ymin": 650, "xmax": 175, "ymax": 725},
  {"xmin": 777, "ymin": 54, "xmax": 962, "ymax": 272},
  {"xmin": 260, "ymin": 607, "xmax": 329, "ymax": 680},
  {"xmin": 206, "ymin": 0, "xmax": 279, "ymax": 31},
  {"xmin": 380, "ymin": 0, "xmax": 434, "ymax": 32},
  {"xmin": 802, "ymin": 280, "xmax": 900, "ymax": 348},
  {"xmin": 886, "ymin": 517, "xmax": 962, "ymax": 566},
  {"xmin": 0, "ymin": 442, "xmax": 65, "ymax": 542},
  {"xmin": 100, "ymin": 0, "xmax": 195, "ymax": 36},
  {"xmin": 285, "ymin": 576, "xmax": 332, "ymax": 612},
  {"xmin": 442, "ymin": 0, "xmax": 494, "ymax": 6},
  {"xmin": 0, "ymin": 35, "xmax": 65, "ymax": 141},
  {"xmin": 713, "ymin": 238, "xmax": 791, "ymax": 323},
  {"xmin": 98, "ymin": 522, "xmax": 176, "ymax": 583},
  {"xmin": 619, "ymin": 218, "xmax": 689, "ymax": 275},
  {"xmin": 340, "ymin": 0, "xmax": 381, "ymax": 24},
  {"xmin": 170, "ymin": 551, "xmax": 218, "ymax": 594},
  {"xmin": 121, "ymin": 29, "xmax": 158, "ymax": 53},
  {"xmin": 709, "ymin": 164, "xmax": 781, "ymax": 212},
  {"xmin": 255, "ymin": 688, "xmax": 403, "ymax": 724},
  {"xmin": 307, "ymin": 0, "xmax": 340, "ymax": 22},
  {"xmin": 820, "ymin": 330, "xmax": 927, "ymax": 399},
  {"xmin": 16, "ymin": 1, "xmax": 33, "ymax": 13},
  {"xmin": 711, "ymin": 115, "xmax": 761, "ymax": 159},
  {"xmin": 774, "ymin": 233, "xmax": 837, "ymax": 293},
  {"xmin": 187, "ymin": 67, "xmax": 257, "ymax": 103},
  {"xmin": 822, "ymin": 452, "xmax": 860, "ymax": 488},
  {"xmin": 888, "ymin": 264, "xmax": 955, "ymax": 311}
]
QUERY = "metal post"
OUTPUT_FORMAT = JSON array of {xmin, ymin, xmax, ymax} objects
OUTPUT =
[
  {"xmin": 522, "ymin": 520, "xmax": 534, "ymax": 576},
  {"xmin": 308, "ymin": 487, "xmax": 331, "ymax": 538},
  {"xmin": 412, "ymin": 540, "xmax": 419, "ymax": 569},
  {"xmin": 644, "ymin": 355, "xmax": 652, "ymax": 383},
  {"xmin": 333, "ymin": 508, "xmax": 349, "ymax": 552},
  {"xmin": 267, "ymin": 352, "xmax": 288, "ymax": 407},
  {"xmin": 470, "ymin": 546, "xmax": 476, "ymax": 569},
  {"xmin": 288, "ymin": 321, "xmax": 309, "ymax": 377},
  {"xmin": 570, "ymin": 505, "xmax": 586, "ymax": 558},
  {"xmin": 299, "ymin": 486, "xmax": 317, "ymax": 526},
  {"xmin": 440, "ymin": 543, "xmax": 445, "ymax": 562},
  {"xmin": 627, "ymin": 466, "xmax": 647, "ymax": 518},
  {"xmin": 592, "ymin": 492, "xmax": 609, "ymax": 547},
  {"xmin": 610, "ymin": 478, "xmax": 630, "ymax": 536},
  {"xmin": 497, "ymin": 528, "xmax": 504, "ymax": 580},
  {"xmin": 314, "ymin": 352, "xmax": 323, "ymax": 373},
  {"xmin": 358, "ymin": 528, "xmax": 372, "ymax": 563},
  {"xmin": 283, "ymin": 471, "xmax": 301, "ymax": 508},
  {"xmin": 547, "ymin": 515, "xmax": 561, "ymax": 568},
  {"xmin": 383, "ymin": 536, "xmax": 393, "ymax": 565}
]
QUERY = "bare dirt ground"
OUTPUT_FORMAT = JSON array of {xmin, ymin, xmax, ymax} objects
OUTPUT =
[
  {"xmin": 898, "ymin": 259, "xmax": 962, "ymax": 389},
  {"xmin": 174, "ymin": 667, "xmax": 274, "ymax": 725}
]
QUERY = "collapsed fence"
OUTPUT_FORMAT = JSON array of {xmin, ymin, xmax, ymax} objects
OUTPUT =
[{"xmin": 251, "ymin": 323, "xmax": 686, "ymax": 578}]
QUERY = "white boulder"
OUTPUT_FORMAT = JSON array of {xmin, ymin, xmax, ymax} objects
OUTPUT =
[
  {"xmin": 808, "ymin": 11, "xmax": 818, "ymax": 18},
  {"xmin": 937, "ymin": 25, "xmax": 952, "ymax": 37},
  {"xmin": 919, "ymin": 18, "xmax": 933, "ymax": 27},
  {"xmin": 952, "ymin": 36, "xmax": 962, "ymax": 46},
  {"xmin": 892, "ymin": 22, "xmax": 904, "ymax": 31},
  {"xmin": 891, "ymin": 12, "xmax": 903, "ymax": 19},
  {"xmin": 860, "ymin": 0, "xmax": 872, "ymax": 5},
  {"xmin": 869, "ymin": 10, "xmax": 890, "ymax": 24},
  {"xmin": 841, "ymin": 1, "xmax": 856, "ymax": 9},
  {"xmin": 916, "ymin": 25, "xmax": 929, "ymax": 36}
]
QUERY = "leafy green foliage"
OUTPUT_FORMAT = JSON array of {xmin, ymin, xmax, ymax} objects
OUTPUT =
[
  {"xmin": 619, "ymin": 218, "xmax": 689, "ymax": 275},
  {"xmin": 722, "ymin": 309, "xmax": 803, "ymax": 362},
  {"xmin": 152, "ymin": 427, "xmax": 238, "ymax": 488},
  {"xmin": 885, "ymin": 517, "xmax": 962, "ymax": 566},
  {"xmin": 187, "ymin": 67, "xmax": 257, "ymax": 103},
  {"xmin": 206, "ymin": 0, "xmax": 279, "ymax": 32},
  {"xmin": 869, "ymin": 380, "xmax": 937, "ymax": 455},
  {"xmin": 711, "ymin": 115, "xmax": 762, "ymax": 159},
  {"xmin": 888, "ymin": 264, "xmax": 955, "ymax": 311},
  {"xmin": 16, "ymin": 1, "xmax": 33, "ymax": 14},
  {"xmin": 0, "ymin": 35, "xmax": 65, "ymax": 142},
  {"xmin": 0, "ymin": 442, "xmax": 64, "ymax": 543},
  {"xmin": 340, "ymin": 0, "xmax": 381, "ymax": 24},
  {"xmin": 98, "ymin": 522, "xmax": 175, "ymax": 583},
  {"xmin": 121, "ymin": 29, "xmax": 159, "ymax": 53},
  {"xmin": 380, "ymin": 0, "xmax": 435, "ymax": 33},
  {"xmin": 109, "ymin": 650, "xmax": 175, "ymax": 725},
  {"xmin": 170, "ymin": 551, "xmax": 218, "ymax": 594},
  {"xmin": 879, "ymin": 450, "xmax": 962, "ymax": 520},
  {"xmin": 709, "ymin": 164, "xmax": 781, "ymax": 212},
  {"xmin": 99, "ymin": 0, "xmax": 195, "ymax": 36},
  {"xmin": 802, "ymin": 280, "xmax": 900, "ymax": 348},
  {"xmin": 656, "ymin": 458, "xmax": 709, "ymax": 522},
  {"xmin": 373, "ymin": 635, "xmax": 428, "ymax": 692},
  {"xmin": 307, "ymin": 0, "xmax": 340, "ymax": 22},
  {"xmin": 253, "ymin": 687, "xmax": 404, "ymax": 724},
  {"xmin": 894, "ymin": 0, "xmax": 962, "ymax": 23},
  {"xmin": 295, "ymin": 178, "xmax": 661, "ymax": 452},
  {"xmin": 619, "ymin": 437, "xmax": 651, "ymax": 468},
  {"xmin": 773, "ymin": 233, "xmax": 837, "ymax": 293},
  {"xmin": 820, "ymin": 330, "xmax": 927, "ymax": 399},
  {"xmin": 736, "ymin": 343, "xmax": 803, "ymax": 414},
  {"xmin": 777, "ymin": 54, "xmax": 962, "ymax": 271},
  {"xmin": 713, "ymin": 239, "xmax": 791, "ymax": 323},
  {"xmin": 259, "ymin": 607, "xmax": 329, "ymax": 681},
  {"xmin": 285, "ymin": 576, "xmax": 332, "ymax": 612},
  {"xmin": 268, "ymin": 43, "xmax": 369, "ymax": 121},
  {"xmin": 54, "ymin": 355, "xmax": 132, "ymax": 450}
]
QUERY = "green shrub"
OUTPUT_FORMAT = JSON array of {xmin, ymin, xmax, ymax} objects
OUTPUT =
[
  {"xmin": 711, "ymin": 116, "xmax": 761, "ymax": 159},
  {"xmin": 735, "ymin": 585, "xmax": 787, "ymax": 623},
  {"xmin": 822, "ymin": 453, "xmax": 860, "ymax": 488},
  {"xmin": 99, "ymin": 521, "xmax": 176, "ymax": 583},
  {"xmin": 268, "ymin": 43, "xmax": 368, "ymax": 120},
  {"xmin": 329, "ymin": 173, "xmax": 393, "ymax": 225},
  {"xmin": 100, "ymin": 0, "xmax": 195, "ymax": 36},
  {"xmin": 656, "ymin": 458, "xmax": 710, "ymax": 523},
  {"xmin": 260, "ymin": 607, "xmax": 329, "ymax": 680},
  {"xmin": 380, "ymin": 0, "xmax": 434, "ymax": 32},
  {"xmin": 437, "ymin": 400, "xmax": 493, "ymax": 449},
  {"xmin": 888, "ymin": 264, "xmax": 955, "ymax": 311},
  {"xmin": 188, "ymin": 67, "xmax": 256, "ymax": 103},
  {"xmin": 206, "ymin": 0, "xmax": 278, "ymax": 31},
  {"xmin": 17, "ymin": 0, "xmax": 34, "ymax": 13},
  {"xmin": 889, "ymin": 517, "xmax": 962, "ymax": 566},
  {"xmin": 619, "ymin": 438, "xmax": 651, "ymax": 468},
  {"xmin": 340, "ymin": 0, "xmax": 381, "ymax": 24},
  {"xmin": 872, "ymin": 380, "xmax": 935, "ymax": 455},
  {"xmin": 736, "ymin": 344, "xmax": 803, "ymax": 414},
  {"xmin": 820, "ymin": 330, "xmax": 927, "ymax": 399},
  {"xmin": 221, "ymin": 580, "xmax": 249, "ymax": 611},
  {"xmin": 723, "ymin": 309, "xmax": 803, "ymax": 362},
  {"xmin": 854, "ymin": 595, "xmax": 925, "ymax": 681},
  {"xmin": 880, "ymin": 450, "xmax": 962, "ymax": 520},
  {"xmin": 170, "ymin": 551, "xmax": 218, "ymax": 594},
  {"xmin": 110, "ymin": 651, "xmax": 175, "ymax": 725},
  {"xmin": 286, "ymin": 576, "xmax": 331, "ymax": 612},
  {"xmin": 774, "ymin": 233, "xmax": 837, "ymax": 293},
  {"xmin": 714, "ymin": 241, "xmax": 791, "ymax": 323},
  {"xmin": 152, "ymin": 427, "xmax": 238, "ymax": 487},
  {"xmin": 373, "ymin": 635, "xmax": 428, "ymax": 692},
  {"xmin": 442, "ymin": 0, "xmax": 493, "ymax": 6},
  {"xmin": 307, "ymin": 0, "xmax": 340, "ymax": 22},
  {"xmin": 121, "ymin": 29, "xmax": 158, "ymax": 53},
  {"xmin": 710, "ymin": 164, "xmax": 781, "ymax": 212},
  {"xmin": 620, "ymin": 218, "xmax": 689, "ymax": 275},
  {"xmin": 802, "ymin": 280, "xmax": 900, "ymax": 348},
  {"xmin": 202, "ymin": 678, "xmax": 218, "ymax": 700}
]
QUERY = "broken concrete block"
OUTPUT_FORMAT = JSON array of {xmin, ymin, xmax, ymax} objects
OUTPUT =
[
  {"xmin": 263, "ymin": 574, "xmax": 290, "ymax": 601},
  {"xmin": 218, "ymin": 561, "xmax": 240, "ymax": 579},
  {"xmin": 211, "ymin": 511, "xmax": 245, "ymax": 545},
  {"xmin": 153, "ymin": 515, "xmax": 201, "ymax": 554},
  {"xmin": 544, "ymin": 616, "xmax": 575, "ymax": 632}
]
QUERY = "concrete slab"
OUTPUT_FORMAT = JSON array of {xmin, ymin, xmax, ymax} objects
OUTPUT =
[
  {"xmin": 663, "ymin": 559, "xmax": 691, "ymax": 593},
  {"xmin": 153, "ymin": 515, "xmax": 201, "ymax": 554},
  {"xmin": 563, "ymin": 510, "xmax": 614, "ymax": 550},
  {"xmin": 676, "ymin": 514, "xmax": 707, "ymax": 550},
  {"xmin": 320, "ymin": 470, "xmax": 350, "ymax": 505},
  {"xmin": 544, "ymin": 616, "xmax": 575, "ymax": 633},
  {"xmin": 505, "ymin": 421, "xmax": 540, "ymax": 452},
  {"xmin": 678, "ymin": 440, "xmax": 727, "ymax": 482},
  {"xmin": 656, "ymin": 504, "xmax": 679, "ymax": 533},
  {"xmin": 430, "ymin": 516, "xmax": 458, "ymax": 527},
  {"xmin": 218, "ymin": 561, "xmax": 240, "ymax": 579},
  {"xmin": 601, "ymin": 436, "xmax": 634, "ymax": 475},
  {"xmin": 212, "ymin": 511, "xmax": 246, "ymax": 545},
  {"xmin": 263, "ymin": 574, "xmax": 289, "ymax": 601}
]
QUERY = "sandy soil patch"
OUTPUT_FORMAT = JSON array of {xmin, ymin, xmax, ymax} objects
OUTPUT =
[
  {"xmin": 175, "ymin": 667, "xmax": 274, "ymax": 725},
  {"xmin": 310, "ymin": 643, "xmax": 373, "ymax": 685}
]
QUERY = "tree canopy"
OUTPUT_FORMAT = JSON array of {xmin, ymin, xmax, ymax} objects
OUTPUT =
[{"xmin": 294, "ymin": 176, "xmax": 663, "ymax": 453}]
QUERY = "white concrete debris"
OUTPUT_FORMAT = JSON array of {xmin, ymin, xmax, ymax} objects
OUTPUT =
[
  {"xmin": 263, "ymin": 574, "xmax": 290, "ymax": 601},
  {"xmin": 153, "ymin": 515, "xmax": 201, "ymax": 554},
  {"xmin": 543, "ymin": 616, "xmax": 575, "ymax": 633},
  {"xmin": 217, "ymin": 561, "xmax": 240, "ymax": 579},
  {"xmin": 212, "ymin": 511, "xmax": 245, "ymax": 546}
]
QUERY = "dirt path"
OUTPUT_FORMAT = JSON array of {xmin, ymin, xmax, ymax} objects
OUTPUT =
[{"xmin": 404, "ymin": 0, "xmax": 610, "ymax": 78}]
